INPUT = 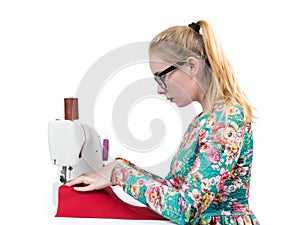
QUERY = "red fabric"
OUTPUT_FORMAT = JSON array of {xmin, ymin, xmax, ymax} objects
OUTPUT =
[{"xmin": 56, "ymin": 185, "xmax": 167, "ymax": 220}]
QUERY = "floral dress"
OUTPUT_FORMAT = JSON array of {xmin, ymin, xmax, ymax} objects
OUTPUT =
[{"xmin": 110, "ymin": 101, "xmax": 260, "ymax": 225}]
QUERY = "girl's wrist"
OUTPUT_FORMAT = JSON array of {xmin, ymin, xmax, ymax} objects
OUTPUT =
[{"xmin": 106, "ymin": 159, "xmax": 123, "ymax": 184}]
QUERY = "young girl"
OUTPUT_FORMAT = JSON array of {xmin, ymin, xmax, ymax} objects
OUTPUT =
[{"xmin": 67, "ymin": 20, "xmax": 260, "ymax": 225}]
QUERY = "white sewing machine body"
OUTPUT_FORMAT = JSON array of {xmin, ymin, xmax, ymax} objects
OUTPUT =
[{"xmin": 48, "ymin": 119, "xmax": 106, "ymax": 206}]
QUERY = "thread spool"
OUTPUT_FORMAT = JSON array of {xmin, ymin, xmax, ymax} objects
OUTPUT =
[{"xmin": 64, "ymin": 97, "xmax": 79, "ymax": 120}]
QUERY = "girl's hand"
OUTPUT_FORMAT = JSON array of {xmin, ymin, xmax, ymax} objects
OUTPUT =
[{"xmin": 66, "ymin": 159, "xmax": 121, "ymax": 192}]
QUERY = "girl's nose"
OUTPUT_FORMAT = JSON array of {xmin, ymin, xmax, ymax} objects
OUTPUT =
[{"xmin": 157, "ymin": 85, "xmax": 166, "ymax": 94}]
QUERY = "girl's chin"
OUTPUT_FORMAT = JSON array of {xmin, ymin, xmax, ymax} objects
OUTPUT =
[
  {"xmin": 175, "ymin": 100, "xmax": 193, "ymax": 108},
  {"xmin": 174, "ymin": 101, "xmax": 185, "ymax": 107}
]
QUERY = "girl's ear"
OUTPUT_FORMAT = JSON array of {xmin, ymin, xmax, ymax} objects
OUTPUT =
[{"xmin": 186, "ymin": 56, "xmax": 200, "ymax": 76}]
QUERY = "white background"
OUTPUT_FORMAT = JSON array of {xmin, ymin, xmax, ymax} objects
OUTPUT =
[{"xmin": 1, "ymin": 0, "xmax": 299, "ymax": 224}]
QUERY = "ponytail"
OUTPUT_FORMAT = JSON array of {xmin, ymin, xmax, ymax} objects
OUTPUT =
[{"xmin": 197, "ymin": 20, "xmax": 253, "ymax": 123}]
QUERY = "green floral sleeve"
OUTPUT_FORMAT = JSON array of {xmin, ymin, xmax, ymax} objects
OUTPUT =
[{"xmin": 114, "ymin": 157, "xmax": 171, "ymax": 186}]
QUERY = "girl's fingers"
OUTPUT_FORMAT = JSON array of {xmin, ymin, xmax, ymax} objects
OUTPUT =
[
  {"xmin": 65, "ymin": 178, "xmax": 80, "ymax": 187},
  {"xmin": 66, "ymin": 175, "xmax": 92, "ymax": 187},
  {"xmin": 73, "ymin": 184, "xmax": 95, "ymax": 192}
]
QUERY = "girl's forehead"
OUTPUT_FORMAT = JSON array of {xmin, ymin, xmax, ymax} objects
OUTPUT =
[
  {"xmin": 149, "ymin": 60, "xmax": 170, "ymax": 73},
  {"xmin": 149, "ymin": 54, "xmax": 169, "ymax": 67}
]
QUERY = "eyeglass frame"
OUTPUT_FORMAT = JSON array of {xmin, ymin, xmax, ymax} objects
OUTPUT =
[{"xmin": 154, "ymin": 62, "xmax": 185, "ymax": 91}]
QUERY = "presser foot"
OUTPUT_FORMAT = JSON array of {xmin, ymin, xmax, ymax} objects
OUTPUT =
[{"xmin": 59, "ymin": 166, "xmax": 73, "ymax": 184}]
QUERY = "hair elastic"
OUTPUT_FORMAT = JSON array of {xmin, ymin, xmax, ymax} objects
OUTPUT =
[{"xmin": 188, "ymin": 22, "xmax": 200, "ymax": 33}]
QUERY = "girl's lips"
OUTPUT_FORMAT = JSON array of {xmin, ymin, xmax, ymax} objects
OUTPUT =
[{"xmin": 167, "ymin": 98, "xmax": 174, "ymax": 102}]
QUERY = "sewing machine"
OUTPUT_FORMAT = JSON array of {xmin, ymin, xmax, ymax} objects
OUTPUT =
[
  {"xmin": 48, "ymin": 98, "xmax": 109, "ymax": 206},
  {"xmin": 48, "ymin": 97, "xmax": 147, "ymax": 210}
]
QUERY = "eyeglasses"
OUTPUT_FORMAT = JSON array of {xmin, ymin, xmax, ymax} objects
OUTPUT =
[{"xmin": 154, "ymin": 62, "xmax": 184, "ymax": 90}]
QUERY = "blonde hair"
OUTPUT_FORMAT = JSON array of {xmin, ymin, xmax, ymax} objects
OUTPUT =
[{"xmin": 149, "ymin": 20, "xmax": 254, "ymax": 123}]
